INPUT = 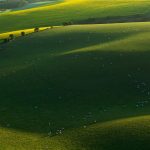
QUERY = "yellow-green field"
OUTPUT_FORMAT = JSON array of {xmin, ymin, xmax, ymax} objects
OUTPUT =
[
  {"xmin": 0, "ymin": 27, "xmax": 48, "ymax": 40},
  {"xmin": 0, "ymin": 115, "xmax": 149, "ymax": 150},
  {"xmin": 0, "ymin": 0, "xmax": 150, "ymax": 33},
  {"xmin": 0, "ymin": 26, "xmax": 62, "ymax": 41}
]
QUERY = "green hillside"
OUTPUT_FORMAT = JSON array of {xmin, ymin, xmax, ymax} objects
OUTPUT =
[
  {"xmin": 0, "ymin": 22, "xmax": 150, "ymax": 149},
  {"xmin": 0, "ymin": 0, "xmax": 150, "ymax": 149},
  {"xmin": 0, "ymin": 115, "xmax": 149, "ymax": 150},
  {"xmin": 13, "ymin": 1, "xmax": 60, "ymax": 11},
  {"xmin": 0, "ymin": 0, "xmax": 150, "ymax": 33}
]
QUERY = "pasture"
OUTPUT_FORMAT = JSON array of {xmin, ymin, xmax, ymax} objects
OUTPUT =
[
  {"xmin": 0, "ymin": 0, "xmax": 150, "ymax": 149},
  {"xmin": 0, "ymin": 22, "xmax": 150, "ymax": 149},
  {"xmin": 0, "ymin": 0, "xmax": 150, "ymax": 33}
]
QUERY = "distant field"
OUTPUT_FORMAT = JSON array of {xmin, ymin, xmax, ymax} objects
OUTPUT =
[
  {"xmin": 0, "ymin": 0, "xmax": 150, "ymax": 33},
  {"xmin": 0, "ymin": 22, "xmax": 150, "ymax": 149},
  {"xmin": 13, "ymin": 0, "xmax": 62, "ymax": 11},
  {"xmin": 0, "ymin": 0, "xmax": 61, "ymax": 14}
]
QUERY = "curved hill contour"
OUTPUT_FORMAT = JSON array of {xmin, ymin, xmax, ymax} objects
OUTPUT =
[{"xmin": 0, "ymin": 22, "xmax": 150, "ymax": 149}]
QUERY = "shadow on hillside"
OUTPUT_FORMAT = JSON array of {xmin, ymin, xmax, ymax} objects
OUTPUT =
[
  {"xmin": 73, "ymin": 115, "xmax": 150, "ymax": 150},
  {"xmin": 76, "ymin": 14, "xmax": 150, "ymax": 24},
  {"xmin": 0, "ymin": 49, "xmax": 150, "ymax": 135}
]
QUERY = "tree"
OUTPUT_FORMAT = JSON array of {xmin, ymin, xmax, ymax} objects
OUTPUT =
[
  {"xmin": 62, "ymin": 21, "xmax": 73, "ymax": 26},
  {"xmin": 34, "ymin": 27, "xmax": 39, "ymax": 32},
  {"xmin": 21, "ymin": 31, "xmax": 25, "ymax": 36},
  {"xmin": 9, "ymin": 34, "xmax": 14, "ymax": 40}
]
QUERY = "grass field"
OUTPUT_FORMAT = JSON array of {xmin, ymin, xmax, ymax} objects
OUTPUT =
[
  {"xmin": 0, "ymin": 22, "xmax": 150, "ymax": 149},
  {"xmin": 0, "ymin": 27, "xmax": 53, "ymax": 44},
  {"xmin": 0, "ymin": 27, "xmax": 50, "ymax": 40},
  {"xmin": 0, "ymin": 1, "xmax": 56, "ymax": 14},
  {"xmin": 13, "ymin": 1, "xmax": 60, "ymax": 11},
  {"xmin": 0, "ymin": 0, "xmax": 150, "ymax": 149},
  {"xmin": 0, "ymin": 0, "xmax": 150, "ymax": 33}
]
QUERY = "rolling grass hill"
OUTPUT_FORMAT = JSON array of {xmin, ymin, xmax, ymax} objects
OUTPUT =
[
  {"xmin": 0, "ymin": 115, "xmax": 149, "ymax": 150},
  {"xmin": 0, "ymin": 27, "xmax": 50, "ymax": 40},
  {"xmin": 1, "ymin": 0, "xmax": 62, "ymax": 13},
  {"xmin": 0, "ymin": 22, "xmax": 150, "ymax": 149},
  {"xmin": 0, "ymin": 0, "xmax": 150, "ymax": 33},
  {"xmin": 0, "ymin": 0, "xmax": 150, "ymax": 149},
  {"xmin": 13, "ymin": 1, "xmax": 60, "ymax": 11}
]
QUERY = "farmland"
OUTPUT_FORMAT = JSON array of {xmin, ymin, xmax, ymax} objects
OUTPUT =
[{"xmin": 0, "ymin": 0, "xmax": 150, "ymax": 149}]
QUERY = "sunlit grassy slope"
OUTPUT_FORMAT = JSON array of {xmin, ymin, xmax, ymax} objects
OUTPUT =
[
  {"xmin": 0, "ymin": 0, "xmax": 150, "ymax": 33},
  {"xmin": 0, "ymin": 22, "xmax": 150, "ymax": 149},
  {"xmin": 0, "ymin": 115, "xmax": 149, "ymax": 150},
  {"xmin": 0, "ymin": 27, "xmax": 50, "ymax": 40}
]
